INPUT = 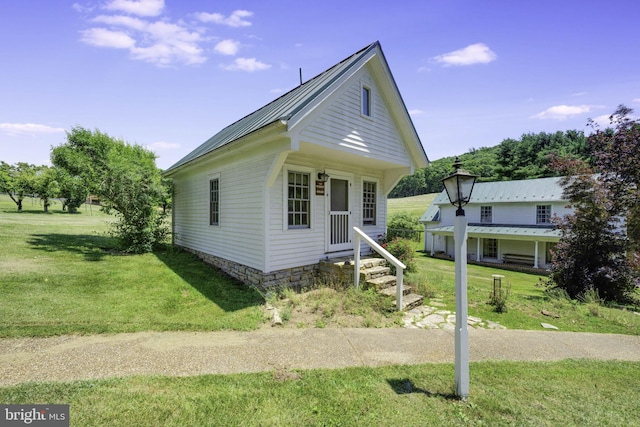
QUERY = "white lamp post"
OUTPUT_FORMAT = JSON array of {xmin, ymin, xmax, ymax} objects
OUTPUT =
[{"xmin": 441, "ymin": 157, "xmax": 477, "ymax": 400}]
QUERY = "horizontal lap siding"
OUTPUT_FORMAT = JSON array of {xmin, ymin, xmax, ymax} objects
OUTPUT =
[
  {"xmin": 299, "ymin": 70, "xmax": 411, "ymax": 166},
  {"xmin": 172, "ymin": 154, "xmax": 271, "ymax": 271},
  {"xmin": 267, "ymin": 169, "xmax": 326, "ymax": 271}
]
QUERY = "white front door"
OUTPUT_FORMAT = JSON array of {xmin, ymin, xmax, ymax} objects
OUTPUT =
[{"xmin": 327, "ymin": 176, "xmax": 352, "ymax": 252}]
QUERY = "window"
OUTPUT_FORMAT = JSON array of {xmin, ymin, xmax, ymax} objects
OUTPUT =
[
  {"xmin": 537, "ymin": 205, "xmax": 552, "ymax": 224},
  {"xmin": 362, "ymin": 86, "xmax": 371, "ymax": 117},
  {"xmin": 287, "ymin": 171, "xmax": 310, "ymax": 228},
  {"xmin": 480, "ymin": 206, "xmax": 492, "ymax": 223},
  {"xmin": 209, "ymin": 178, "xmax": 219, "ymax": 226},
  {"xmin": 483, "ymin": 238, "xmax": 497, "ymax": 258},
  {"xmin": 362, "ymin": 181, "xmax": 377, "ymax": 225}
]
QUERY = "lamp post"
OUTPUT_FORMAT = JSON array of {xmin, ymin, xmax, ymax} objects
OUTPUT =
[{"xmin": 441, "ymin": 157, "xmax": 477, "ymax": 400}]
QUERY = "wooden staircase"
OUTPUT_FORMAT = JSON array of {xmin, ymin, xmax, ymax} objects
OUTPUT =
[{"xmin": 318, "ymin": 257, "xmax": 424, "ymax": 311}]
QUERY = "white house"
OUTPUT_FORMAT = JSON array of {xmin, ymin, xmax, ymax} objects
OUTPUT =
[
  {"xmin": 164, "ymin": 42, "xmax": 429, "ymax": 288},
  {"xmin": 420, "ymin": 177, "xmax": 571, "ymax": 269}
]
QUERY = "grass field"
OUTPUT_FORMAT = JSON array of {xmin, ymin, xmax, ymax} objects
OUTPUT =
[
  {"xmin": 387, "ymin": 193, "xmax": 437, "ymax": 219},
  {"xmin": 0, "ymin": 195, "xmax": 264, "ymax": 337},
  {"xmin": 1, "ymin": 360, "xmax": 638, "ymax": 426},
  {"xmin": 2, "ymin": 194, "xmax": 640, "ymax": 426},
  {"xmin": 2, "ymin": 193, "xmax": 638, "ymax": 337}
]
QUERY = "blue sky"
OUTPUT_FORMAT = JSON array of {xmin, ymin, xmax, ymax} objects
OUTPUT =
[{"xmin": 1, "ymin": 0, "xmax": 638, "ymax": 170}]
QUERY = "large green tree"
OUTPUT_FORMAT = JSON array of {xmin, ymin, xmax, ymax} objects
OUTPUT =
[
  {"xmin": 52, "ymin": 127, "xmax": 168, "ymax": 253},
  {"xmin": 549, "ymin": 106, "xmax": 639, "ymax": 303}
]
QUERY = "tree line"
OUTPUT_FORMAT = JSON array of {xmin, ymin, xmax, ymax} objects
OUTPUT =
[{"xmin": 389, "ymin": 129, "xmax": 593, "ymax": 198}]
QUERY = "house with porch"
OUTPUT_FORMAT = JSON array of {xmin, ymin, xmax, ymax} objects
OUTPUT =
[
  {"xmin": 164, "ymin": 41, "xmax": 428, "ymax": 288},
  {"xmin": 420, "ymin": 177, "xmax": 570, "ymax": 269}
]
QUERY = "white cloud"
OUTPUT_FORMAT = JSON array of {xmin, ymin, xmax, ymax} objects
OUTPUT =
[
  {"xmin": 104, "ymin": 0, "xmax": 164, "ymax": 17},
  {"xmin": 632, "ymin": 98, "xmax": 640, "ymax": 104},
  {"xmin": 531, "ymin": 105, "xmax": 591, "ymax": 120},
  {"xmin": 196, "ymin": 10, "xmax": 253, "ymax": 27},
  {"xmin": 214, "ymin": 39, "xmax": 240, "ymax": 56},
  {"xmin": 93, "ymin": 14, "xmax": 147, "ymax": 31},
  {"xmin": 0, "ymin": 123, "xmax": 65, "ymax": 136},
  {"xmin": 408, "ymin": 109, "xmax": 425, "ymax": 116},
  {"xmin": 78, "ymin": 5, "xmax": 257, "ymax": 67},
  {"xmin": 222, "ymin": 57, "xmax": 271, "ymax": 72},
  {"xmin": 590, "ymin": 114, "xmax": 612, "ymax": 128},
  {"xmin": 82, "ymin": 14, "xmax": 205, "ymax": 66},
  {"xmin": 80, "ymin": 27, "xmax": 136, "ymax": 48},
  {"xmin": 433, "ymin": 43, "xmax": 497, "ymax": 66}
]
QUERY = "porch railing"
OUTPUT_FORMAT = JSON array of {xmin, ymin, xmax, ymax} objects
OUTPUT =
[{"xmin": 353, "ymin": 226, "xmax": 406, "ymax": 310}]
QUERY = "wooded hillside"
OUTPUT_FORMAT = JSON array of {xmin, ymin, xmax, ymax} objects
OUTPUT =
[{"xmin": 390, "ymin": 130, "xmax": 593, "ymax": 198}]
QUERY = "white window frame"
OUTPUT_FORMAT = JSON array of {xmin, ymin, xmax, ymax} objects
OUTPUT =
[
  {"xmin": 480, "ymin": 205, "xmax": 492, "ymax": 224},
  {"xmin": 361, "ymin": 178, "xmax": 378, "ymax": 226},
  {"xmin": 209, "ymin": 173, "xmax": 220, "ymax": 227},
  {"xmin": 361, "ymin": 84, "xmax": 373, "ymax": 118},
  {"xmin": 283, "ymin": 166, "xmax": 313, "ymax": 230},
  {"xmin": 536, "ymin": 205, "xmax": 552, "ymax": 224}
]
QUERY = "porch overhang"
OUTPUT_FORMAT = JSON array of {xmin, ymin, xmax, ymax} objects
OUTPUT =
[{"xmin": 427, "ymin": 224, "xmax": 561, "ymax": 242}]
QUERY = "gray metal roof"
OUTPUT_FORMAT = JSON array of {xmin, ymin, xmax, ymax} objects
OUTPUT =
[
  {"xmin": 430, "ymin": 176, "xmax": 566, "ymax": 206},
  {"xmin": 164, "ymin": 41, "xmax": 424, "ymax": 174}
]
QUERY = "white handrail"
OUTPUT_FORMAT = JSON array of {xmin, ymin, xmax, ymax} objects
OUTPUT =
[{"xmin": 353, "ymin": 226, "xmax": 406, "ymax": 310}]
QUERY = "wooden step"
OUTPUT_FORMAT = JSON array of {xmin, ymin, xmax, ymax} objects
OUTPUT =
[{"xmin": 396, "ymin": 293, "xmax": 424, "ymax": 311}]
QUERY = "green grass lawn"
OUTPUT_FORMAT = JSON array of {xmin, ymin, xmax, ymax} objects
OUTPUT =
[
  {"xmin": 2, "ymin": 193, "xmax": 638, "ymax": 337},
  {"xmin": 0, "ymin": 195, "xmax": 264, "ymax": 337},
  {"xmin": 407, "ymin": 254, "xmax": 640, "ymax": 335},
  {"xmin": 1, "ymin": 360, "xmax": 638, "ymax": 426},
  {"xmin": 387, "ymin": 193, "xmax": 437, "ymax": 219}
]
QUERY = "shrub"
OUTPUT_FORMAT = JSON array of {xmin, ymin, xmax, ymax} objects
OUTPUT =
[
  {"xmin": 387, "ymin": 212, "xmax": 421, "ymax": 241},
  {"xmin": 382, "ymin": 238, "xmax": 417, "ymax": 273}
]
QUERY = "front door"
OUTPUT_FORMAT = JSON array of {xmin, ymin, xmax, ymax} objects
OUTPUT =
[{"xmin": 327, "ymin": 176, "xmax": 352, "ymax": 252}]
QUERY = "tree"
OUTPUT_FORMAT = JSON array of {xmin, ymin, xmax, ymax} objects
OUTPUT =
[
  {"xmin": 33, "ymin": 166, "xmax": 60, "ymax": 213},
  {"xmin": 549, "ymin": 106, "xmax": 639, "ymax": 303},
  {"xmin": 56, "ymin": 169, "xmax": 88, "ymax": 213},
  {"xmin": 0, "ymin": 162, "xmax": 36, "ymax": 211},
  {"xmin": 52, "ymin": 127, "xmax": 168, "ymax": 253}
]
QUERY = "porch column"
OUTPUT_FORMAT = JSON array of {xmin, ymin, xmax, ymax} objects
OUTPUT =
[
  {"xmin": 430, "ymin": 234, "xmax": 435, "ymax": 256},
  {"xmin": 534, "ymin": 241, "xmax": 539, "ymax": 268},
  {"xmin": 476, "ymin": 238, "xmax": 481, "ymax": 262}
]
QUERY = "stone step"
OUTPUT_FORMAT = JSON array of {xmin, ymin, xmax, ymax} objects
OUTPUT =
[
  {"xmin": 396, "ymin": 293, "xmax": 424, "ymax": 311},
  {"xmin": 377, "ymin": 283, "xmax": 412, "ymax": 297},
  {"xmin": 360, "ymin": 266, "xmax": 391, "ymax": 281},
  {"xmin": 365, "ymin": 274, "xmax": 399, "ymax": 290},
  {"xmin": 358, "ymin": 257, "xmax": 387, "ymax": 269}
]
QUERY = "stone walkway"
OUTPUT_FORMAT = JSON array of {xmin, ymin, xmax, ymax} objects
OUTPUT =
[{"xmin": 402, "ymin": 300, "xmax": 507, "ymax": 330}]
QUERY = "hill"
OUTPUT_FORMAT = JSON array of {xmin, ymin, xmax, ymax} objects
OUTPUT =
[{"xmin": 390, "ymin": 129, "xmax": 593, "ymax": 198}]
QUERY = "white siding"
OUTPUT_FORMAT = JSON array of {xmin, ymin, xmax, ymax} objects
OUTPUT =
[
  {"xmin": 297, "ymin": 67, "xmax": 412, "ymax": 167},
  {"xmin": 172, "ymin": 151, "xmax": 272, "ymax": 271},
  {"xmin": 463, "ymin": 201, "xmax": 569, "ymax": 225},
  {"xmin": 266, "ymin": 156, "xmax": 387, "ymax": 272}
]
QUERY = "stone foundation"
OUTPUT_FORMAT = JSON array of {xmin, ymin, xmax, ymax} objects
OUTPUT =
[{"xmin": 182, "ymin": 247, "xmax": 319, "ymax": 290}]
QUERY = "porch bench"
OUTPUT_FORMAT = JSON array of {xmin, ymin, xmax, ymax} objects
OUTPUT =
[{"xmin": 502, "ymin": 253, "xmax": 535, "ymax": 266}]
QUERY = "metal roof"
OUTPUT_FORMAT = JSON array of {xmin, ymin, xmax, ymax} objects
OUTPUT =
[
  {"xmin": 164, "ymin": 41, "xmax": 425, "ymax": 174},
  {"xmin": 427, "ymin": 176, "xmax": 566, "ymax": 208}
]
